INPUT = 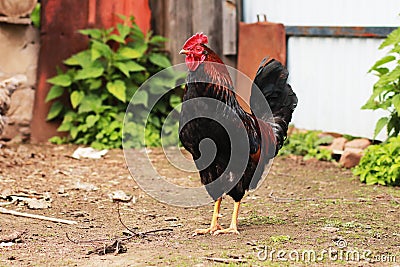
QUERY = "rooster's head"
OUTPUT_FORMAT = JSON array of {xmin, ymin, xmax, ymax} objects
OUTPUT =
[{"xmin": 180, "ymin": 33, "xmax": 209, "ymax": 71}]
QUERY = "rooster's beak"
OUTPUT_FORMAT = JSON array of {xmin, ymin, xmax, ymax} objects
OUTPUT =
[{"xmin": 179, "ymin": 49, "xmax": 189, "ymax": 55}]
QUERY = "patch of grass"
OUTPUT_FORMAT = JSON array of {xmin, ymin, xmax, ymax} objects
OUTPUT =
[
  {"xmin": 270, "ymin": 235, "xmax": 291, "ymax": 243},
  {"xmin": 240, "ymin": 212, "xmax": 286, "ymax": 226},
  {"xmin": 324, "ymin": 219, "xmax": 371, "ymax": 230}
]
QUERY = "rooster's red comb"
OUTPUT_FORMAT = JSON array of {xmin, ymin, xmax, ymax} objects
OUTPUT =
[{"xmin": 182, "ymin": 32, "xmax": 208, "ymax": 49}]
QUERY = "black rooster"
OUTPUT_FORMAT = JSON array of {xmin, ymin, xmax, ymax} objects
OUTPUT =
[{"xmin": 179, "ymin": 33, "xmax": 297, "ymax": 235}]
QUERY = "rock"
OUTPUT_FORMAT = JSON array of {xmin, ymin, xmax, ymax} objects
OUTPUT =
[
  {"xmin": 26, "ymin": 198, "xmax": 51, "ymax": 209},
  {"xmin": 329, "ymin": 137, "xmax": 348, "ymax": 152},
  {"xmin": 73, "ymin": 181, "xmax": 99, "ymax": 191},
  {"xmin": 339, "ymin": 150, "xmax": 363, "ymax": 168},
  {"xmin": 319, "ymin": 132, "xmax": 342, "ymax": 139},
  {"xmin": 344, "ymin": 138, "xmax": 371, "ymax": 150},
  {"xmin": 109, "ymin": 190, "xmax": 132, "ymax": 202},
  {"xmin": 1, "ymin": 87, "xmax": 34, "ymax": 142},
  {"xmin": 0, "ymin": 0, "xmax": 37, "ymax": 17}
]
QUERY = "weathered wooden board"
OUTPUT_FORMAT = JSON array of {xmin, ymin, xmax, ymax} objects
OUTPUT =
[{"xmin": 150, "ymin": 0, "xmax": 239, "ymax": 67}]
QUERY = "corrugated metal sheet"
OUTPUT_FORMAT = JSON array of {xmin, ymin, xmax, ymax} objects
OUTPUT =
[
  {"xmin": 243, "ymin": 0, "xmax": 400, "ymax": 26},
  {"xmin": 243, "ymin": 0, "xmax": 399, "ymax": 139},
  {"xmin": 287, "ymin": 37, "xmax": 387, "ymax": 140}
]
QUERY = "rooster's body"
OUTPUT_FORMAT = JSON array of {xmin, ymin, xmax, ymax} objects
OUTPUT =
[{"xmin": 179, "ymin": 33, "xmax": 297, "ymax": 235}]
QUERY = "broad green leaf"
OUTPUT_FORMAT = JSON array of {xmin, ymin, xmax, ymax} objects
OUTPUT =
[
  {"xmin": 374, "ymin": 117, "xmax": 388, "ymax": 138},
  {"xmin": 45, "ymin": 86, "xmax": 64, "ymax": 102},
  {"xmin": 30, "ymin": 3, "xmax": 40, "ymax": 28},
  {"xmin": 91, "ymin": 40, "xmax": 113, "ymax": 59},
  {"xmin": 70, "ymin": 91, "xmax": 84, "ymax": 109},
  {"xmin": 130, "ymin": 23, "xmax": 145, "ymax": 40},
  {"xmin": 391, "ymin": 44, "xmax": 400, "ymax": 53},
  {"xmin": 107, "ymin": 80, "xmax": 126, "ymax": 102},
  {"xmin": 169, "ymin": 94, "xmax": 181, "ymax": 108},
  {"xmin": 117, "ymin": 47, "xmax": 142, "ymax": 59},
  {"xmin": 64, "ymin": 50, "xmax": 92, "ymax": 68},
  {"xmin": 149, "ymin": 53, "xmax": 171, "ymax": 68},
  {"xmin": 86, "ymin": 79, "xmax": 102, "ymax": 90},
  {"xmin": 373, "ymin": 67, "xmax": 389, "ymax": 75},
  {"xmin": 91, "ymin": 47, "xmax": 102, "ymax": 61},
  {"xmin": 70, "ymin": 127, "xmax": 79, "ymax": 139},
  {"xmin": 78, "ymin": 94, "xmax": 102, "ymax": 114},
  {"xmin": 369, "ymin": 55, "xmax": 396, "ymax": 72},
  {"xmin": 392, "ymin": 94, "xmax": 400, "ymax": 112},
  {"xmin": 79, "ymin": 29, "xmax": 102, "ymax": 39},
  {"xmin": 114, "ymin": 61, "xmax": 146, "ymax": 76},
  {"xmin": 47, "ymin": 74, "xmax": 72, "ymax": 87},
  {"xmin": 376, "ymin": 65, "xmax": 400, "ymax": 87},
  {"xmin": 149, "ymin": 84, "xmax": 168, "ymax": 94},
  {"xmin": 48, "ymin": 136, "xmax": 65, "ymax": 144},
  {"xmin": 46, "ymin": 101, "xmax": 63, "ymax": 120},
  {"xmin": 109, "ymin": 34, "xmax": 126, "ymax": 43},
  {"xmin": 131, "ymin": 90, "xmax": 148, "ymax": 106},
  {"xmin": 74, "ymin": 66, "xmax": 104, "ymax": 80},
  {"xmin": 379, "ymin": 27, "xmax": 400, "ymax": 49},
  {"xmin": 117, "ymin": 23, "xmax": 130, "ymax": 39},
  {"xmin": 86, "ymin": 114, "xmax": 99, "ymax": 128},
  {"xmin": 149, "ymin": 35, "xmax": 167, "ymax": 44},
  {"xmin": 57, "ymin": 121, "xmax": 71, "ymax": 132}
]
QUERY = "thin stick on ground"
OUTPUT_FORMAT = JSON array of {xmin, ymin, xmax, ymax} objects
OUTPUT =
[
  {"xmin": 116, "ymin": 201, "xmax": 174, "ymax": 238},
  {"xmin": 66, "ymin": 203, "xmax": 173, "ymax": 244},
  {"xmin": 203, "ymin": 257, "xmax": 247, "ymax": 264},
  {"xmin": 0, "ymin": 207, "xmax": 77, "ymax": 225}
]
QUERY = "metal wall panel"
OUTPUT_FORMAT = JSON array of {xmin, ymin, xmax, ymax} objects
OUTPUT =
[
  {"xmin": 287, "ymin": 37, "xmax": 387, "ymax": 139},
  {"xmin": 243, "ymin": 0, "xmax": 400, "ymax": 26},
  {"xmin": 243, "ymin": 0, "xmax": 399, "ymax": 139}
]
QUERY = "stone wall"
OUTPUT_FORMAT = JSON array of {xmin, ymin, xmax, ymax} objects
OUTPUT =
[{"xmin": 0, "ymin": 23, "xmax": 39, "ymax": 143}]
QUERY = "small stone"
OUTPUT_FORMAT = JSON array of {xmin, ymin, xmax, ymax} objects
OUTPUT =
[
  {"xmin": 339, "ymin": 150, "xmax": 363, "ymax": 168},
  {"xmin": 26, "ymin": 198, "xmax": 51, "ymax": 209},
  {"xmin": 344, "ymin": 138, "xmax": 371, "ymax": 150},
  {"xmin": 329, "ymin": 137, "xmax": 348, "ymax": 152},
  {"xmin": 109, "ymin": 190, "xmax": 132, "ymax": 202}
]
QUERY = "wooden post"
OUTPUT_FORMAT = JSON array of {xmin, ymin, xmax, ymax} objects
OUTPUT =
[{"xmin": 149, "ymin": 0, "xmax": 239, "ymax": 68}]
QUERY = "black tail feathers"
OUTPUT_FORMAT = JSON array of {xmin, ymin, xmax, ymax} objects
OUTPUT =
[{"xmin": 250, "ymin": 57, "xmax": 298, "ymax": 154}]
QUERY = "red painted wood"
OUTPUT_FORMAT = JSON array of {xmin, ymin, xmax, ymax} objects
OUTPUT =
[
  {"xmin": 31, "ymin": 0, "xmax": 151, "ymax": 142},
  {"xmin": 97, "ymin": 0, "xmax": 151, "ymax": 33}
]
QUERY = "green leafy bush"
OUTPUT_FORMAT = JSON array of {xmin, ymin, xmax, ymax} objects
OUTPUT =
[
  {"xmin": 353, "ymin": 136, "xmax": 400, "ymax": 186},
  {"xmin": 46, "ymin": 16, "xmax": 183, "ymax": 149},
  {"xmin": 279, "ymin": 130, "xmax": 334, "ymax": 161},
  {"xmin": 362, "ymin": 26, "xmax": 400, "ymax": 139}
]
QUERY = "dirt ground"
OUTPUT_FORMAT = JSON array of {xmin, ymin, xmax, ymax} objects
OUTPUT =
[{"xmin": 0, "ymin": 143, "xmax": 399, "ymax": 266}]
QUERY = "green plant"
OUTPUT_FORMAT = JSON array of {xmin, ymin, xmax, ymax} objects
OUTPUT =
[
  {"xmin": 353, "ymin": 136, "xmax": 400, "ymax": 186},
  {"xmin": 30, "ymin": 3, "xmax": 41, "ymax": 28},
  {"xmin": 46, "ymin": 16, "xmax": 183, "ymax": 149},
  {"xmin": 362, "ymin": 26, "xmax": 400, "ymax": 139},
  {"xmin": 279, "ymin": 131, "xmax": 334, "ymax": 161}
]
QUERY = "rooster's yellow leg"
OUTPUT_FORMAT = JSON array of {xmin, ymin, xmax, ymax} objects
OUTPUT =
[
  {"xmin": 193, "ymin": 197, "xmax": 223, "ymax": 235},
  {"xmin": 213, "ymin": 201, "xmax": 240, "ymax": 235}
]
